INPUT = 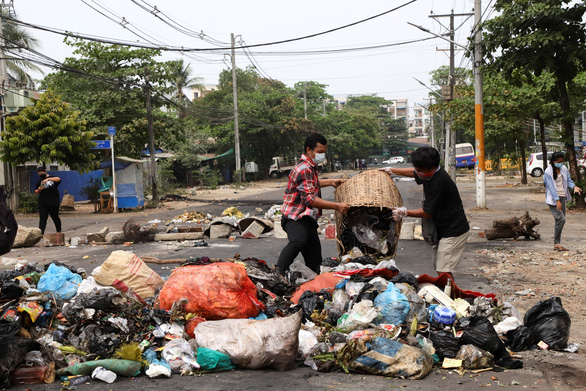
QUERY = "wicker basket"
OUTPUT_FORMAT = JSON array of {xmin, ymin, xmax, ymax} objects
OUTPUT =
[{"xmin": 334, "ymin": 169, "xmax": 404, "ymax": 258}]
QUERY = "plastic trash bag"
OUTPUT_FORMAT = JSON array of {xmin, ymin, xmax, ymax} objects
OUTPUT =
[
  {"xmin": 461, "ymin": 316, "xmax": 522, "ymax": 368},
  {"xmin": 430, "ymin": 330, "xmax": 461, "ymax": 359},
  {"xmin": 298, "ymin": 330, "xmax": 319, "ymax": 360},
  {"xmin": 352, "ymin": 215, "xmax": 383, "ymax": 251},
  {"xmin": 391, "ymin": 272, "xmax": 418, "ymax": 286},
  {"xmin": 55, "ymin": 359, "xmax": 142, "ymax": 377},
  {"xmin": 350, "ymin": 337, "xmax": 433, "ymax": 379},
  {"xmin": 162, "ymin": 338, "xmax": 200, "ymax": 373},
  {"xmin": 395, "ymin": 283, "xmax": 427, "ymax": 323},
  {"xmin": 196, "ymin": 347, "xmax": 235, "ymax": 371},
  {"xmin": 332, "ymin": 289, "xmax": 351, "ymax": 312},
  {"xmin": 523, "ymin": 296, "xmax": 571, "ymax": 350},
  {"xmin": 455, "ymin": 344, "xmax": 494, "ymax": 369},
  {"xmin": 373, "ymin": 283, "xmax": 410, "ymax": 325},
  {"xmin": 158, "ymin": 263, "xmax": 264, "ymax": 320},
  {"xmin": 190, "ymin": 311, "xmax": 302, "ymax": 371},
  {"xmin": 37, "ymin": 263, "xmax": 82, "ymax": 300},
  {"xmin": 494, "ymin": 316, "xmax": 522, "ymax": 336},
  {"xmin": 289, "ymin": 259, "xmax": 318, "ymax": 281},
  {"xmin": 505, "ymin": 326, "xmax": 534, "ymax": 352},
  {"xmin": 345, "ymin": 281, "xmax": 365, "ymax": 298},
  {"xmin": 298, "ymin": 289, "xmax": 331, "ymax": 321},
  {"xmin": 143, "ymin": 349, "xmax": 171, "ymax": 378},
  {"xmin": 337, "ymin": 300, "xmax": 379, "ymax": 333},
  {"xmin": 0, "ymin": 337, "xmax": 38, "ymax": 388}
]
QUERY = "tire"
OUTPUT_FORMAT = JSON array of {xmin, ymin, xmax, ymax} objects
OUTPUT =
[
  {"xmin": 531, "ymin": 168, "xmax": 543, "ymax": 177},
  {"xmin": 270, "ymin": 171, "xmax": 280, "ymax": 179}
]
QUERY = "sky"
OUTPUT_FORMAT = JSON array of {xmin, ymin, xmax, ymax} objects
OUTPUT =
[{"xmin": 12, "ymin": 0, "xmax": 490, "ymax": 112}]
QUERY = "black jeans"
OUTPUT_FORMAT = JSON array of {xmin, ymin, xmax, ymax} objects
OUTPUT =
[
  {"xmin": 277, "ymin": 216, "xmax": 322, "ymax": 275},
  {"xmin": 39, "ymin": 203, "xmax": 61, "ymax": 234}
]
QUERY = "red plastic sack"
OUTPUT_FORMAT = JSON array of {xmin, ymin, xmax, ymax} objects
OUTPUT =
[
  {"xmin": 158, "ymin": 263, "xmax": 264, "ymax": 320},
  {"xmin": 291, "ymin": 273, "xmax": 344, "ymax": 304},
  {"xmin": 417, "ymin": 273, "xmax": 496, "ymax": 301},
  {"xmin": 185, "ymin": 317, "xmax": 206, "ymax": 339}
]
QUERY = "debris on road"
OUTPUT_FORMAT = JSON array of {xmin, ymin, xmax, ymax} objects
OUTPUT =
[{"xmin": 484, "ymin": 212, "xmax": 540, "ymax": 240}]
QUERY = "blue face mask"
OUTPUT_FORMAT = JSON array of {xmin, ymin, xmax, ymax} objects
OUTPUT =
[{"xmin": 554, "ymin": 162, "xmax": 564, "ymax": 168}]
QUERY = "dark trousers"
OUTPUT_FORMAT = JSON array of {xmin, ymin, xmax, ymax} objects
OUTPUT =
[
  {"xmin": 39, "ymin": 203, "xmax": 61, "ymax": 234},
  {"xmin": 277, "ymin": 217, "xmax": 322, "ymax": 275}
]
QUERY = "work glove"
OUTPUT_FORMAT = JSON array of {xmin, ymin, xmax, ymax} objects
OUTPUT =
[{"xmin": 392, "ymin": 206, "xmax": 408, "ymax": 221}]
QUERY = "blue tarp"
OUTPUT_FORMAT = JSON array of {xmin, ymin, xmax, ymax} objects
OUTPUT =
[
  {"xmin": 99, "ymin": 160, "xmax": 131, "ymax": 170},
  {"xmin": 29, "ymin": 170, "xmax": 105, "ymax": 202}
]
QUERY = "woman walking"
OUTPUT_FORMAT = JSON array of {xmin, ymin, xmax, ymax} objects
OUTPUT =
[{"xmin": 543, "ymin": 152, "xmax": 582, "ymax": 251}]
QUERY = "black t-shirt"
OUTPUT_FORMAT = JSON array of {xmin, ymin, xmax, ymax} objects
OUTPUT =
[
  {"xmin": 35, "ymin": 175, "xmax": 61, "ymax": 206},
  {"xmin": 415, "ymin": 167, "xmax": 469, "ymax": 239}
]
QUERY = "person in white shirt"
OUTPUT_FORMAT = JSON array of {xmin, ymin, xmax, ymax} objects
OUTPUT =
[{"xmin": 543, "ymin": 152, "xmax": 582, "ymax": 251}]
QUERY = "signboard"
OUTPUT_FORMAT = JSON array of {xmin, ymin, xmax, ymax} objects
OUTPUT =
[
  {"xmin": 90, "ymin": 140, "xmax": 111, "ymax": 149},
  {"xmin": 108, "ymin": 126, "xmax": 116, "ymax": 135}
]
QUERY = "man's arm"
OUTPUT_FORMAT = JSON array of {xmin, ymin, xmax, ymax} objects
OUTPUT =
[
  {"xmin": 381, "ymin": 167, "xmax": 415, "ymax": 177},
  {"xmin": 406, "ymin": 207, "xmax": 432, "ymax": 218},
  {"xmin": 319, "ymin": 178, "xmax": 345, "ymax": 188},
  {"xmin": 310, "ymin": 197, "xmax": 351, "ymax": 214}
]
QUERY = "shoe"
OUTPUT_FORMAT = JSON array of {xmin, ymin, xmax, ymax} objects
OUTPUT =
[{"xmin": 554, "ymin": 244, "xmax": 569, "ymax": 251}]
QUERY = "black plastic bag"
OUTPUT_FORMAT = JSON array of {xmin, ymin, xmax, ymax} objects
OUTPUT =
[
  {"xmin": 0, "ymin": 317, "xmax": 22, "ymax": 340},
  {"xmin": 461, "ymin": 316, "xmax": 522, "ymax": 369},
  {"xmin": 297, "ymin": 289, "xmax": 331, "ymax": 321},
  {"xmin": 391, "ymin": 272, "xmax": 418, "ymax": 286},
  {"xmin": 523, "ymin": 296, "xmax": 570, "ymax": 350},
  {"xmin": 430, "ymin": 329, "xmax": 461, "ymax": 358},
  {"xmin": 0, "ymin": 337, "xmax": 39, "ymax": 388},
  {"xmin": 505, "ymin": 326, "xmax": 534, "ymax": 352},
  {"xmin": 321, "ymin": 257, "xmax": 341, "ymax": 267},
  {"xmin": 0, "ymin": 281, "xmax": 24, "ymax": 300}
]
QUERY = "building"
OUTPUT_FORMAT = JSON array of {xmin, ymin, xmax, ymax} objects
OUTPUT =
[
  {"xmin": 409, "ymin": 104, "xmax": 431, "ymax": 137},
  {"xmin": 388, "ymin": 99, "xmax": 408, "ymax": 119},
  {"xmin": 192, "ymin": 85, "xmax": 218, "ymax": 99}
]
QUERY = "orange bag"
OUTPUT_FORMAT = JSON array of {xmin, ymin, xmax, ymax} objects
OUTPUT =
[
  {"xmin": 291, "ymin": 273, "xmax": 344, "ymax": 304},
  {"xmin": 158, "ymin": 263, "xmax": 264, "ymax": 320}
]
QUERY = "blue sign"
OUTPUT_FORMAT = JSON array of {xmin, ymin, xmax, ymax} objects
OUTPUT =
[
  {"xmin": 108, "ymin": 126, "xmax": 116, "ymax": 135},
  {"xmin": 90, "ymin": 140, "xmax": 111, "ymax": 149}
]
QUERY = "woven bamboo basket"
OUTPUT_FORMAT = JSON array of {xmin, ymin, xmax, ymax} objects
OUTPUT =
[{"xmin": 334, "ymin": 169, "xmax": 404, "ymax": 258}]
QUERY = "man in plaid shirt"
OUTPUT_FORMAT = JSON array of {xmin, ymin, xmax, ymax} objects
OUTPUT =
[{"xmin": 277, "ymin": 133, "xmax": 351, "ymax": 275}]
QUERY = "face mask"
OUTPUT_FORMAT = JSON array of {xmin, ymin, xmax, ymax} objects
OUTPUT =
[
  {"xmin": 313, "ymin": 152, "xmax": 326, "ymax": 164},
  {"xmin": 415, "ymin": 166, "xmax": 440, "ymax": 181},
  {"xmin": 554, "ymin": 162, "xmax": 564, "ymax": 168}
]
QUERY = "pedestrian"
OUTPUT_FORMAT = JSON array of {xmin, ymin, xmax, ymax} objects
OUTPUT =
[
  {"xmin": 34, "ymin": 166, "xmax": 62, "ymax": 235},
  {"xmin": 374, "ymin": 158, "xmax": 378, "ymax": 165},
  {"xmin": 355, "ymin": 159, "xmax": 359, "ymax": 170},
  {"xmin": 277, "ymin": 133, "xmax": 351, "ymax": 275},
  {"xmin": 382, "ymin": 147, "xmax": 469, "ymax": 280},
  {"xmin": 361, "ymin": 158, "xmax": 366, "ymax": 170},
  {"xmin": 543, "ymin": 152, "xmax": 582, "ymax": 251}
]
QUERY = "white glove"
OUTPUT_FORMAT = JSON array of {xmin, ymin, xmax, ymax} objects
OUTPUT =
[
  {"xmin": 379, "ymin": 167, "xmax": 394, "ymax": 175},
  {"xmin": 392, "ymin": 206, "xmax": 408, "ymax": 221}
]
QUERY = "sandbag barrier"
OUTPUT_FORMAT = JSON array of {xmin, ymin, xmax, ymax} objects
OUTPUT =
[{"xmin": 0, "ymin": 250, "xmax": 575, "ymax": 387}]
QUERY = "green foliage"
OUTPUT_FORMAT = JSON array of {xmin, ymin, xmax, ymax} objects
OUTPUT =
[
  {"xmin": 18, "ymin": 192, "xmax": 38, "ymax": 214},
  {"xmin": 156, "ymin": 159, "xmax": 178, "ymax": 196},
  {"xmin": 0, "ymin": 90, "xmax": 96, "ymax": 172},
  {"xmin": 197, "ymin": 167, "xmax": 221, "ymax": 189},
  {"xmin": 43, "ymin": 38, "xmax": 182, "ymax": 157},
  {"xmin": 1, "ymin": 10, "xmax": 42, "ymax": 86},
  {"xmin": 80, "ymin": 177, "xmax": 101, "ymax": 202}
]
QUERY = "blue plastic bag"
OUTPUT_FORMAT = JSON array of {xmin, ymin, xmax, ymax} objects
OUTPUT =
[
  {"xmin": 37, "ymin": 263, "xmax": 82, "ymax": 300},
  {"xmin": 373, "ymin": 283, "xmax": 410, "ymax": 325}
]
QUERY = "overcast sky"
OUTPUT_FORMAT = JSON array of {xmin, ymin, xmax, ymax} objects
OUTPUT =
[{"xmin": 13, "ymin": 0, "xmax": 488, "ymax": 111}]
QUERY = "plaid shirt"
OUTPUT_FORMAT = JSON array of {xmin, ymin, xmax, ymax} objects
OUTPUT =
[{"xmin": 281, "ymin": 154, "xmax": 321, "ymax": 220}]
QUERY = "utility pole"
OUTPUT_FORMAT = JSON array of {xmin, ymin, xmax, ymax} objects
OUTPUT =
[
  {"xmin": 144, "ymin": 69, "xmax": 157, "ymax": 204},
  {"xmin": 474, "ymin": 0, "xmax": 486, "ymax": 208},
  {"xmin": 231, "ymin": 33, "xmax": 242, "ymax": 180},
  {"xmin": 424, "ymin": 97, "xmax": 435, "ymax": 148}
]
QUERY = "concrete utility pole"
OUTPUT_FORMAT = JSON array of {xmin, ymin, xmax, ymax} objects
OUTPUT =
[
  {"xmin": 474, "ymin": 0, "xmax": 486, "ymax": 208},
  {"xmin": 231, "ymin": 33, "xmax": 242, "ymax": 180},
  {"xmin": 144, "ymin": 69, "xmax": 157, "ymax": 204},
  {"xmin": 424, "ymin": 98, "xmax": 435, "ymax": 149},
  {"xmin": 303, "ymin": 82, "xmax": 308, "ymax": 119}
]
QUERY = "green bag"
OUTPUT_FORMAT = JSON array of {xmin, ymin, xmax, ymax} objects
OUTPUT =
[{"xmin": 196, "ymin": 347, "xmax": 235, "ymax": 371}]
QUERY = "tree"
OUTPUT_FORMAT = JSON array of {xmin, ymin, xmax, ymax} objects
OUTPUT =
[
  {"xmin": 168, "ymin": 59, "xmax": 204, "ymax": 119},
  {"xmin": 43, "ymin": 38, "xmax": 179, "ymax": 157},
  {"xmin": 0, "ymin": 90, "xmax": 96, "ymax": 172},
  {"xmin": 294, "ymin": 81, "xmax": 333, "ymax": 119},
  {"xmin": 1, "ymin": 12, "xmax": 42, "ymax": 86},
  {"xmin": 483, "ymin": 0, "xmax": 586, "ymax": 207}
]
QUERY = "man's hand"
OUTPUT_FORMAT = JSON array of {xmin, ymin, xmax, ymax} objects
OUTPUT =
[
  {"xmin": 336, "ymin": 202, "xmax": 352, "ymax": 215},
  {"xmin": 379, "ymin": 167, "xmax": 394, "ymax": 175},
  {"xmin": 392, "ymin": 206, "xmax": 408, "ymax": 221},
  {"xmin": 574, "ymin": 186, "xmax": 582, "ymax": 195},
  {"xmin": 332, "ymin": 178, "xmax": 346, "ymax": 188}
]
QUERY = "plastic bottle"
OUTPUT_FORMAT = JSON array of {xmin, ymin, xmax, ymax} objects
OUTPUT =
[
  {"xmin": 444, "ymin": 279, "xmax": 452, "ymax": 298},
  {"xmin": 91, "ymin": 367, "xmax": 117, "ymax": 384}
]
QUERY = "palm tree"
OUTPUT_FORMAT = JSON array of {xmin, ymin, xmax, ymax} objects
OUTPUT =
[
  {"xmin": 169, "ymin": 59, "xmax": 204, "ymax": 119},
  {"xmin": 1, "ymin": 12, "xmax": 43, "ymax": 88}
]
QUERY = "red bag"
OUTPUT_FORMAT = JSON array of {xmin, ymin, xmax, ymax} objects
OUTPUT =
[
  {"xmin": 291, "ymin": 273, "xmax": 344, "ymax": 304},
  {"xmin": 185, "ymin": 317, "xmax": 206, "ymax": 338},
  {"xmin": 158, "ymin": 263, "xmax": 264, "ymax": 320}
]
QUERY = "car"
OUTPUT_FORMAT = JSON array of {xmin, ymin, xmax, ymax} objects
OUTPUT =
[
  {"xmin": 526, "ymin": 152, "xmax": 553, "ymax": 177},
  {"xmin": 383, "ymin": 156, "xmax": 405, "ymax": 164}
]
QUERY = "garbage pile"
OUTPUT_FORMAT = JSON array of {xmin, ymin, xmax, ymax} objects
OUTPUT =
[{"xmin": 0, "ymin": 249, "xmax": 576, "ymax": 387}]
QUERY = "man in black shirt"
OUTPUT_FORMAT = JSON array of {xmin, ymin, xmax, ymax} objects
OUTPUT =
[
  {"xmin": 383, "ymin": 147, "xmax": 469, "ymax": 280},
  {"xmin": 34, "ymin": 166, "xmax": 62, "ymax": 235}
]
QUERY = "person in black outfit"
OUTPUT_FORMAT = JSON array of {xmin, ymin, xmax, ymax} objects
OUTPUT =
[
  {"xmin": 34, "ymin": 166, "xmax": 62, "ymax": 235},
  {"xmin": 382, "ymin": 147, "xmax": 469, "ymax": 280}
]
